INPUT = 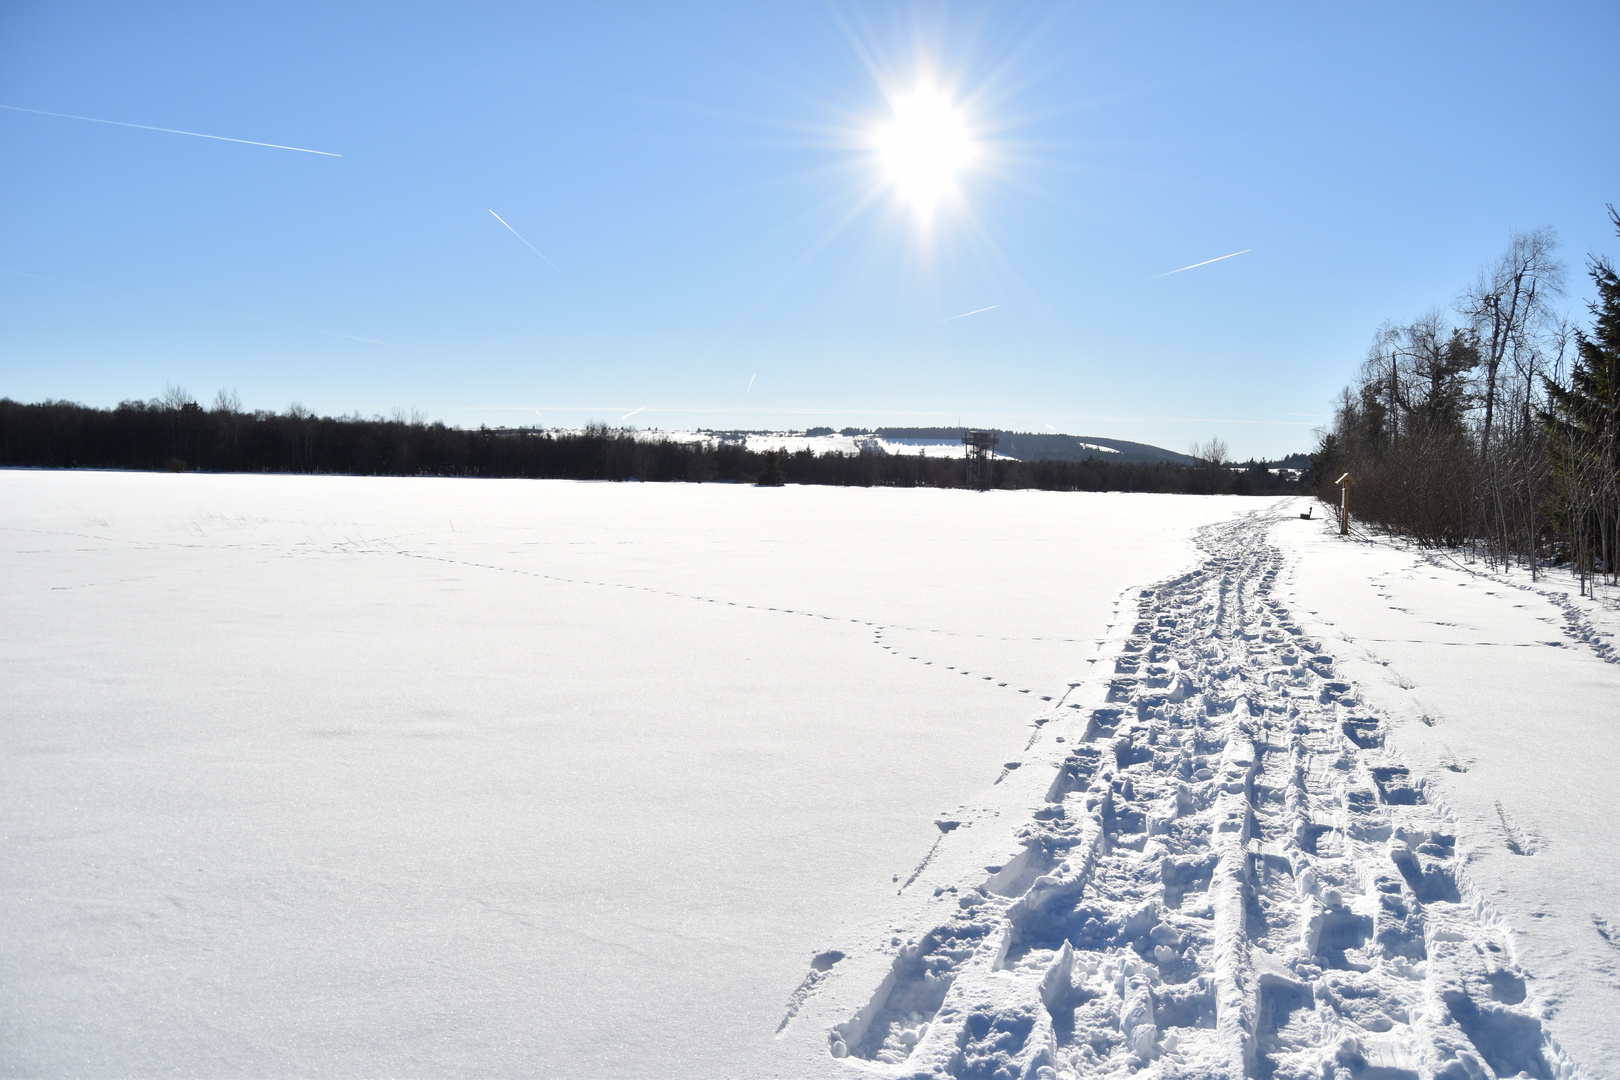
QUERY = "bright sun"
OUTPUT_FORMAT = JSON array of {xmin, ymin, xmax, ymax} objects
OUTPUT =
[{"xmin": 875, "ymin": 84, "xmax": 974, "ymax": 213}]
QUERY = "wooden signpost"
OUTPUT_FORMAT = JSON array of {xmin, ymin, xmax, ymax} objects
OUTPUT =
[{"xmin": 1336, "ymin": 472, "xmax": 1355, "ymax": 536}]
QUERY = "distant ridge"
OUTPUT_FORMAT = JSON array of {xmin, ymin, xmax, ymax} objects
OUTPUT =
[{"xmin": 869, "ymin": 428, "xmax": 1196, "ymax": 466}]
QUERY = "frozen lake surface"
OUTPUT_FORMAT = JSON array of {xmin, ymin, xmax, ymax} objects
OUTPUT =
[{"xmin": 1, "ymin": 473, "xmax": 1248, "ymax": 1077}]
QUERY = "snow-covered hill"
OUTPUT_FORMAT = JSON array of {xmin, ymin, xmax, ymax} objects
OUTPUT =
[{"xmin": 637, "ymin": 427, "xmax": 1191, "ymax": 464}]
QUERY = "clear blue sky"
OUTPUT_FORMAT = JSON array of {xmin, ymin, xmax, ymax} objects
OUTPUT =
[{"xmin": 2, "ymin": 2, "xmax": 1615, "ymax": 458}]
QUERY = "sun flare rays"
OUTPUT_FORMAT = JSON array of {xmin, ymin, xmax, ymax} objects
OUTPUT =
[{"xmin": 873, "ymin": 82, "xmax": 976, "ymax": 216}]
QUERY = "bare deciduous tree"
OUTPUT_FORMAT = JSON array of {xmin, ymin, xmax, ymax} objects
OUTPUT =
[
  {"xmin": 1191, "ymin": 437, "xmax": 1228, "ymax": 466},
  {"xmin": 161, "ymin": 383, "xmax": 195, "ymax": 410},
  {"xmin": 1459, "ymin": 228, "xmax": 1565, "ymax": 455}
]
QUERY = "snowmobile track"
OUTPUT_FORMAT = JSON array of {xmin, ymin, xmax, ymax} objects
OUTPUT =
[{"xmin": 831, "ymin": 508, "xmax": 1575, "ymax": 1080}]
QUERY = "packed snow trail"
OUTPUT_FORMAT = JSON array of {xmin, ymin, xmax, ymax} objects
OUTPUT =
[
  {"xmin": 831, "ymin": 508, "xmax": 1571, "ymax": 1079},
  {"xmin": 7, "ymin": 475, "xmax": 1262, "ymax": 1079}
]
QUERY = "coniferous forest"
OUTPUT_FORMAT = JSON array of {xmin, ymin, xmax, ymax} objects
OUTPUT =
[{"xmin": 0, "ymin": 397, "xmax": 1308, "ymax": 496}]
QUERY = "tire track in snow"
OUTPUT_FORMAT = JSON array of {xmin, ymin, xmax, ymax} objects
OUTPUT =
[{"xmin": 827, "ymin": 508, "xmax": 1576, "ymax": 1079}]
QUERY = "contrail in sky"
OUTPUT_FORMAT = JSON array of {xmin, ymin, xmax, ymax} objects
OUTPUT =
[
  {"xmin": 320, "ymin": 330, "xmax": 399, "ymax": 347},
  {"xmin": 928, "ymin": 304, "xmax": 999, "ymax": 326},
  {"xmin": 489, "ymin": 210, "xmax": 561, "ymax": 271},
  {"xmin": 0, "ymin": 103, "xmax": 340, "ymax": 156},
  {"xmin": 747, "ymin": 374, "xmax": 757, "ymax": 395},
  {"xmin": 1160, "ymin": 249, "xmax": 1251, "ymax": 276},
  {"xmin": 0, "ymin": 266, "xmax": 91, "ymax": 290},
  {"xmin": 621, "ymin": 405, "xmax": 647, "ymax": 422}
]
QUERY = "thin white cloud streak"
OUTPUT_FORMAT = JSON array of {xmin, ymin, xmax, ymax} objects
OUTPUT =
[
  {"xmin": 747, "ymin": 374, "xmax": 757, "ymax": 394},
  {"xmin": 927, "ymin": 304, "xmax": 999, "ymax": 326},
  {"xmin": 488, "ymin": 210, "xmax": 561, "ymax": 271},
  {"xmin": 0, "ymin": 266, "xmax": 94, "ymax": 289},
  {"xmin": 449, "ymin": 405, "xmax": 1321, "ymax": 427},
  {"xmin": 1159, "ymin": 249, "xmax": 1251, "ymax": 276},
  {"xmin": 318, "ymin": 330, "xmax": 400, "ymax": 347},
  {"xmin": 621, "ymin": 405, "xmax": 647, "ymax": 422},
  {"xmin": 0, "ymin": 103, "xmax": 340, "ymax": 156}
]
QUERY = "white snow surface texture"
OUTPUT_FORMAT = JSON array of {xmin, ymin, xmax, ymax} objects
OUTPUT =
[
  {"xmin": 2, "ymin": 473, "xmax": 1238, "ymax": 1077},
  {"xmin": 3, "ymin": 475, "xmax": 1615, "ymax": 1078}
]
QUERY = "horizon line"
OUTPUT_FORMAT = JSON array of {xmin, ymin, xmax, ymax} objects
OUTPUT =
[{"xmin": 359, "ymin": 404, "xmax": 1324, "ymax": 427}]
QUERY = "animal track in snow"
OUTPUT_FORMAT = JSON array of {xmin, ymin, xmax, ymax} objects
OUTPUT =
[
  {"xmin": 390, "ymin": 547, "xmax": 1081, "ymax": 703},
  {"xmin": 778, "ymin": 950, "xmax": 845, "ymax": 1034},
  {"xmin": 1539, "ymin": 590, "xmax": 1618, "ymax": 665},
  {"xmin": 1414, "ymin": 548, "xmax": 1620, "ymax": 667},
  {"xmin": 874, "ymin": 626, "xmax": 1051, "ymax": 701},
  {"xmin": 385, "ymin": 548, "xmax": 1078, "ymax": 646},
  {"xmin": 1495, "ymin": 802, "xmax": 1537, "ymax": 857},
  {"xmin": 831, "ymin": 508, "xmax": 1571, "ymax": 1079}
]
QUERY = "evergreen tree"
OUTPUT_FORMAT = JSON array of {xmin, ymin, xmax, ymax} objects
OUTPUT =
[
  {"xmin": 1543, "ymin": 206, "xmax": 1620, "ymax": 582},
  {"xmin": 755, "ymin": 449, "xmax": 787, "ymax": 486},
  {"xmin": 1545, "ymin": 208, "xmax": 1620, "ymax": 463}
]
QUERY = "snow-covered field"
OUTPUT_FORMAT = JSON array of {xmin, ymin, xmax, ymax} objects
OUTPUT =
[
  {"xmin": 0, "ymin": 472, "xmax": 1242, "ymax": 1077},
  {"xmin": 3, "ymin": 474, "xmax": 1615, "ymax": 1078}
]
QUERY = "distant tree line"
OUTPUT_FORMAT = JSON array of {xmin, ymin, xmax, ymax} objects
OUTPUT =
[
  {"xmin": 0, "ymin": 391, "xmax": 1306, "ymax": 496},
  {"xmin": 1312, "ymin": 208, "xmax": 1620, "ymax": 592}
]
